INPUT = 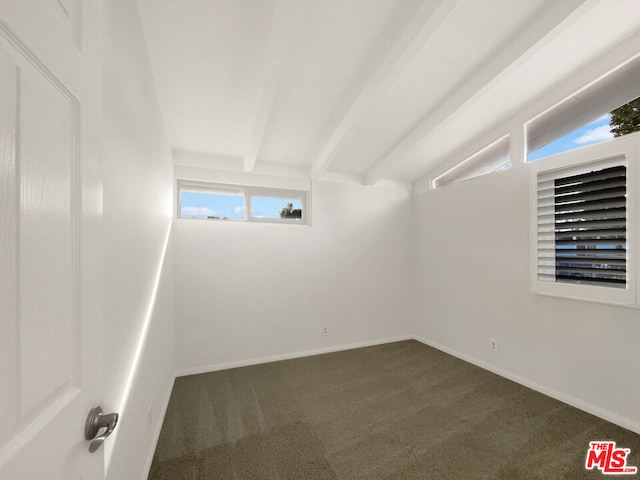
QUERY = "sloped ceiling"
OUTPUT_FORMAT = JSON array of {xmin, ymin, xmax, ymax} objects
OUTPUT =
[{"xmin": 136, "ymin": 0, "xmax": 640, "ymax": 185}]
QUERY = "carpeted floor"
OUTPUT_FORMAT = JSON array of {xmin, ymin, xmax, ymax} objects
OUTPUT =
[{"xmin": 148, "ymin": 340, "xmax": 639, "ymax": 479}]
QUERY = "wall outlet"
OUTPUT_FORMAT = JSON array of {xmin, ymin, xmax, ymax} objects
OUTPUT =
[
  {"xmin": 490, "ymin": 338, "xmax": 498, "ymax": 353},
  {"xmin": 322, "ymin": 326, "xmax": 328, "ymax": 336}
]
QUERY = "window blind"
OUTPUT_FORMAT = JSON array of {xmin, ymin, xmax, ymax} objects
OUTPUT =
[{"xmin": 537, "ymin": 161, "xmax": 627, "ymax": 288}]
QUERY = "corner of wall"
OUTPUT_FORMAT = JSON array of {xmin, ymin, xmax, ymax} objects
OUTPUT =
[{"xmin": 101, "ymin": 0, "xmax": 176, "ymax": 477}]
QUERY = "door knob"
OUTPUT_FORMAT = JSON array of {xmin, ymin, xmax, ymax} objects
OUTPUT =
[{"xmin": 84, "ymin": 406, "xmax": 119, "ymax": 453}]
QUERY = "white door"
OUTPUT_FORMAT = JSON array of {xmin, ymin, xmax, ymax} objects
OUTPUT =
[{"xmin": 0, "ymin": 0, "xmax": 105, "ymax": 479}]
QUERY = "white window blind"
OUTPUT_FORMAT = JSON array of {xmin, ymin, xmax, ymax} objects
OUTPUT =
[{"xmin": 536, "ymin": 157, "xmax": 627, "ymax": 289}]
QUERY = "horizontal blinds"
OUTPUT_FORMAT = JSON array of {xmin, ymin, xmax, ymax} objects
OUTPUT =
[
  {"xmin": 527, "ymin": 57, "xmax": 640, "ymax": 153},
  {"xmin": 434, "ymin": 136, "xmax": 509, "ymax": 188},
  {"xmin": 537, "ymin": 162, "xmax": 627, "ymax": 288}
]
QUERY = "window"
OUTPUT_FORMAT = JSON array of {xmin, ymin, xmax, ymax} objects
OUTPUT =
[
  {"xmin": 177, "ymin": 180, "xmax": 310, "ymax": 225},
  {"xmin": 251, "ymin": 196, "xmax": 302, "ymax": 220},
  {"xmin": 179, "ymin": 184, "xmax": 245, "ymax": 220},
  {"xmin": 536, "ymin": 163, "xmax": 626, "ymax": 288},
  {"xmin": 526, "ymin": 55, "xmax": 640, "ymax": 162},
  {"xmin": 527, "ymin": 114, "xmax": 613, "ymax": 162},
  {"xmin": 432, "ymin": 135, "xmax": 510, "ymax": 188},
  {"xmin": 530, "ymin": 133, "xmax": 637, "ymax": 306}
]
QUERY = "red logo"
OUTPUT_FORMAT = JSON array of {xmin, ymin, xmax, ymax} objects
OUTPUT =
[{"xmin": 585, "ymin": 441, "xmax": 638, "ymax": 475}]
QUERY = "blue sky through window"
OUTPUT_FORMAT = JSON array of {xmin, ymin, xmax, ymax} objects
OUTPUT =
[
  {"xmin": 180, "ymin": 191, "xmax": 245, "ymax": 219},
  {"xmin": 251, "ymin": 197, "xmax": 302, "ymax": 219},
  {"xmin": 527, "ymin": 114, "xmax": 613, "ymax": 162}
]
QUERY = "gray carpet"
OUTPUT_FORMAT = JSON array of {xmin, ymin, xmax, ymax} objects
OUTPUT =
[{"xmin": 148, "ymin": 340, "xmax": 640, "ymax": 479}]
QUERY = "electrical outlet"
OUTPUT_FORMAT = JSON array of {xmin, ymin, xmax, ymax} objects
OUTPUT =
[
  {"xmin": 490, "ymin": 338, "xmax": 498, "ymax": 353},
  {"xmin": 322, "ymin": 326, "xmax": 328, "ymax": 336}
]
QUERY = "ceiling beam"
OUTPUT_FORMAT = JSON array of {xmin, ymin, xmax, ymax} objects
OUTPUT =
[
  {"xmin": 364, "ymin": 0, "xmax": 591, "ymax": 185},
  {"xmin": 309, "ymin": 0, "xmax": 457, "ymax": 179},
  {"xmin": 243, "ymin": 0, "xmax": 300, "ymax": 172}
]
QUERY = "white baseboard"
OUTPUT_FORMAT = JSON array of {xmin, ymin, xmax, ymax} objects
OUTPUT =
[
  {"xmin": 412, "ymin": 335, "xmax": 640, "ymax": 435},
  {"xmin": 175, "ymin": 335, "xmax": 414, "ymax": 377},
  {"xmin": 141, "ymin": 375, "xmax": 175, "ymax": 480}
]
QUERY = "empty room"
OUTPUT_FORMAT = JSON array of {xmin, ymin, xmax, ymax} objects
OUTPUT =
[{"xmin": 1, "ymin": 0, "xmax": 640, "ymax": 479}]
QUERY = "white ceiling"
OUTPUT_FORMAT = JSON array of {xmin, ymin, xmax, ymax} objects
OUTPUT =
[{"xmin": 136, "ymin": 0, "xmax": 640, "ymax": 185}]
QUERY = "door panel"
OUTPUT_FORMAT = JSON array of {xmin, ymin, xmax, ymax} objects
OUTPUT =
[
  {"xmin": 20, "ymin": 63, "xmax": 77, "ymax": 419},
  {"xmin": 1, "ymin": 0, "xmax": 82, "ymax": 52},
  {"xmin": 0, "ymin": 45, "xmax": 19, "ymax": 451},
  {"xmin": 0, "ymin": 0, "xmax": 103, "ymax": 478}
]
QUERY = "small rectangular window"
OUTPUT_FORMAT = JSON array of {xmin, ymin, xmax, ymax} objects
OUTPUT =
[
  {"xmin": 251, "ymin": 196, "xmax": 303, "ymax": 220},
  {"xmin": 527, "ymin": 114, "xmax": 614, "ymax": 162},
  {"xmin": 177, "ymin": 180, "xmax": 310, "ymax": 225},
  {"xmin": 526, "ymin": 54, "xmax": 640, "ymax": 162},
  {"xmin": 432, "ymin": 135, "xmax": 510, "ymax": 188},
  {"xmin": 179, "ymin": 185, "xmax": 245, "ymax": 220}
]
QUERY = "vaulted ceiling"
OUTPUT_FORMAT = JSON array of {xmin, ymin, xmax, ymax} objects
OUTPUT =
[{"xmin": 136, "ymin": 0, "xmax": 640, "ymax": 185}]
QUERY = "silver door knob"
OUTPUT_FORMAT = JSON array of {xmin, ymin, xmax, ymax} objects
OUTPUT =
[{"xmin": 84, "ymin": 406, "xmax": 119, "ymax": 453}]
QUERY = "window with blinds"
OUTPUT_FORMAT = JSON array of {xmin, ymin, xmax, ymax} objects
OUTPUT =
[{"xmin": 536, "ymin": 160, "xmax": 627, "ymax": 289}]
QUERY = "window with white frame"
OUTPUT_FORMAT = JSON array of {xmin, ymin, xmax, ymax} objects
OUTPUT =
[
  {"xmin": 432, "ymin": 135, "xmax": 510, "ymax": 188},
  {"xmin": 530, "ymin": 133, "xmax": 638, "ymax": 306},
  {"xmin": 526, "ymin": 55, "xmax": 640, "ymax": 162},
  {"xmin": 177, "ymin": 180, "xmax": 310, "ymax": 225}
]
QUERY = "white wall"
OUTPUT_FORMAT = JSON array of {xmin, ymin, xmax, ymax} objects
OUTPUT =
[
  {"xmin": 174, "ymin": 180, "xmax": 414, "ymax": 373},
  {"xmin": 102, "ymin": 0, "xmax": 175, "ymax": 478},
  {"xmin": 413, "ymin": 163, "xmax": 640, "ymax": 433}
]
